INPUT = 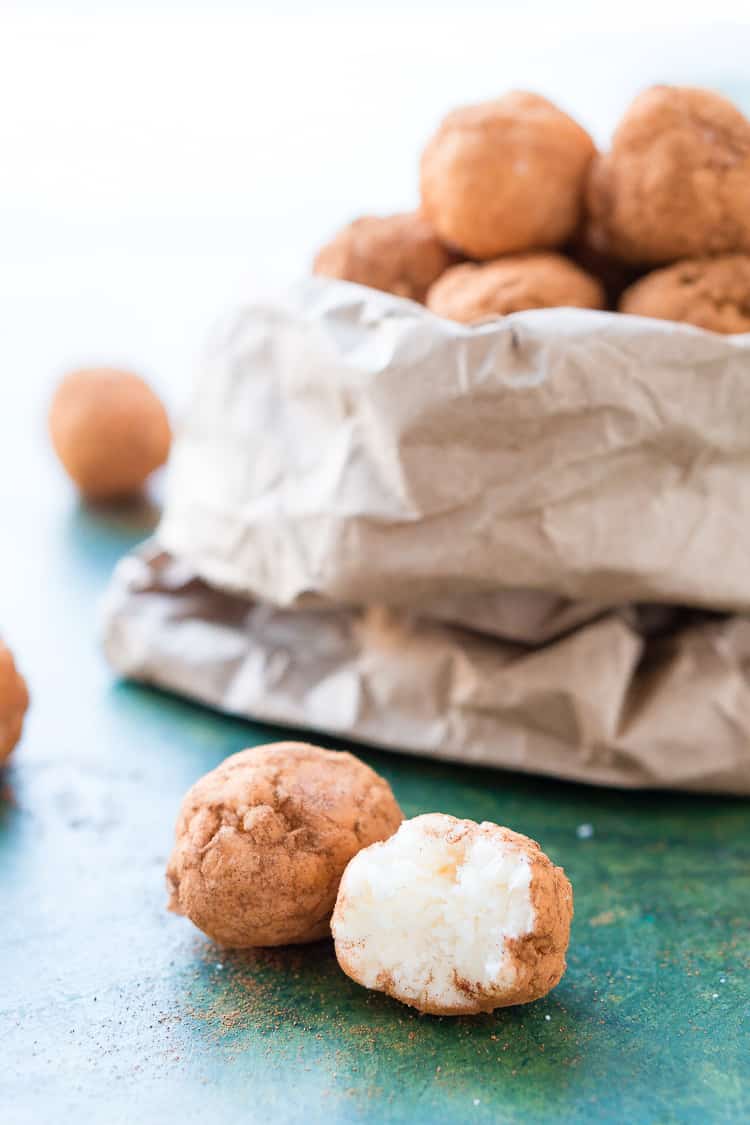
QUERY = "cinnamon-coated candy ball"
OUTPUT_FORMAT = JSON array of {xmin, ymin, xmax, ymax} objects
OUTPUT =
[
  {"xmin": 619, "ymin": 254, "xmax": 750, "ymax": 334},
  {"xmin": 426, "ymin": 253, "xmax": 604, "ymax": 323},
  {"xmin": 586, "ymin": 86, "xmax": 750, "ymax": 266},
  {"xmin": 313, "ymin": 212, "xmax": 458, "ymax": 302},
  {"xmin": 0, "ymin": 641, "xmax": 29, "ymax": 765},
  {"xmin": 420, "ymin": 92, "xmax": 596, "ymax": 260},
  {"xmin": 166, "ymin": 742, "xmax": 404, "ymax": 948},
  {"xmin": 49, "ymin": 368, "xmax": 171, "ymax": 500}
]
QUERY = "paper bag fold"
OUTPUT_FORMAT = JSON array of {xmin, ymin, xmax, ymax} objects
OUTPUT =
[{"xmin": 103, "ymin": 546, "xmax": 750, "ymax": 793}]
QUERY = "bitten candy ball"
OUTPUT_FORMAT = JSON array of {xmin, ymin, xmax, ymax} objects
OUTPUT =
[
  {"xmin": 426, "ymin": 253, "xmax": 604, "ymax": 323},
  {"xmin": 49, "ymin": 368, "xmax": 171, "ymax": 500},
  {"xmin": 0, "ymin": 641, "xmax": 29, "ymax": 765},
  {"xmin": 586, "ymin": 86, "xmax": 750, "ymax": 266},
  {"xmin": 332, "ymin": 813, "xmax": 573, "ymax": 1015},
  {"xmin": 166, "ymin": 742, "xmax": 404, "ymax": 948},
  {"xmin": 619, "ymin": 254, "xmax": 750, "ymax": 334},
  {"xmin": 420, "ymin": 92, "xmax": 596, "ymax": 260},
  {"xmin": 313, "ymin": 212, "xmax": 458, "ymax": 303}
]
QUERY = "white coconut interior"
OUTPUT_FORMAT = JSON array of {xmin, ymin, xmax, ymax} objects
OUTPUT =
[{"xmin": 333, "ymin": 816, "xmax": 534, "ymax": 1010}]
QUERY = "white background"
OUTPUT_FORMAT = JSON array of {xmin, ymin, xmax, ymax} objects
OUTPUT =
[{"xmin": 1, "ymin": 0, "xmax": 749, "ymax": 415}]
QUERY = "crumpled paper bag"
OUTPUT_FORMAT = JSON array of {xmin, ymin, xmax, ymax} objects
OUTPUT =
[
  {"xmin": 102, "ymin": 279, "xmax": 750, "ymax": 791},
  {"xmin": 104, "ymin": 546, "xmax": 750, "ymax": 793},
  {"xmin": 159, "ymin": 279, "xmax": 750, "ymax": 614}
]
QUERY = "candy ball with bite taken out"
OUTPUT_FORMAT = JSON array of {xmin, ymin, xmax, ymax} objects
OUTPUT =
[{"xmin": 332, "ymin": 813, "xmax": 573, "ymax": 1015}]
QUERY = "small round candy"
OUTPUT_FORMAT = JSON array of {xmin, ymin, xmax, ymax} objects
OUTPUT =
[
  {"xmin": 586, "ymin": 86, "xmax": 750, "ymax": 266},
  {"xmin": 166, "ymin": 742, "xmax": 404, "ymax": 948},
  {"xmin": 313, "ymin": 212, "xmax": 458, "ymax": 302},
  {"xmin": 620, "ymin": 254, "xmax": 750, "ymax": 334},
  {"xmin": 49, "ymin": 368, "xmax": 171, "ymax": 500},
  {"xmin": 0, "ymin": 641, "xmax": 29, "ymax": 765},
  {"xmin": 426, "ymin": 252, "xmax": 604, "ymax": 323},
  {"xmin": 420, "ymin": 91, "xmax": 596, "ymax": 260}
]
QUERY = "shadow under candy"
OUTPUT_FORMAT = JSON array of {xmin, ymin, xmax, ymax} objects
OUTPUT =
[{"xmin": 63, "ymin": 491, "xmax": 162, "ymax": 583}]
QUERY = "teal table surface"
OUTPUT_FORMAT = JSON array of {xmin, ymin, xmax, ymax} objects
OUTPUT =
[{"xmin": 2, "ymin": 412, "xmax": 749, "ymax": 1125}]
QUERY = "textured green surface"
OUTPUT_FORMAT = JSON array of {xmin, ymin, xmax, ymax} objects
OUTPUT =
[{"xmin": 2, "ymin": 447, "xmax": 749, "ymax": 1124}]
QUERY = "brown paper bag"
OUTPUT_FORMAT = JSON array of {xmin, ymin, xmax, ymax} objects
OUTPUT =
[
  {"xmin": 103, "ymin": 280, "xmax": 750, "ymax": 791},
  {"xmin": 159, "ymin": 279, "xmax": 750, "ymax": 614}
]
